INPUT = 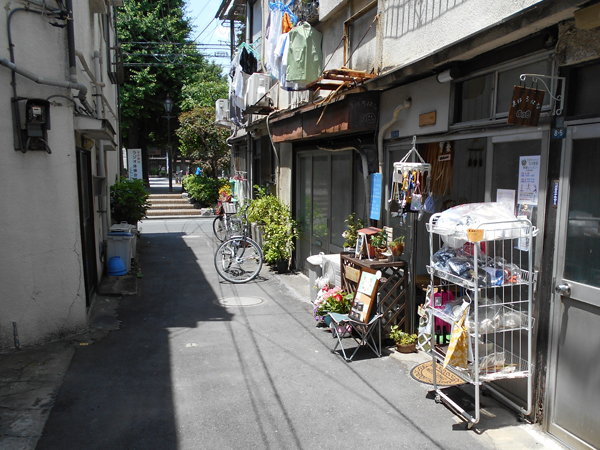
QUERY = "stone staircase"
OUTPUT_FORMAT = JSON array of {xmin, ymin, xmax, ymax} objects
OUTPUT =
[{"xmin": 146, "ymin": 193, "xmax": 213, "ymax": 217}]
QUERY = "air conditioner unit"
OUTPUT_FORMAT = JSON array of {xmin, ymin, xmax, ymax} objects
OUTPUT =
[
  {"xmin": 215, "ymin": 99, "xmax": 229, "ymax": 122},
  {"xmin": 245, "ymin": 73, "xmax": 275, "ymax": 108},
  {"xmin": 214, "ymin": 99, "xmax": 231, "ymax": 128}
]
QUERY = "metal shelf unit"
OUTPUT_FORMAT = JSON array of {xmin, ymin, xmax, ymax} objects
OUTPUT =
[{"xmin": 425, "ymin": 214, "xmax": 537, "ymax": 428}]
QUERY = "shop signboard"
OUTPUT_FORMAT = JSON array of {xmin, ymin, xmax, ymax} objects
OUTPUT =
[
  {"xmin": 370, "ymin": 173, "xmax": 382, "ymax": 220},
  {"xmin": 507, "ymin": 86, "xmax": 545, "ymax": 127}
]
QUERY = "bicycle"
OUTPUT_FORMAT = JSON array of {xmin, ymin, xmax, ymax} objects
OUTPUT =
[
  {"xmin": 214, "ymin": 204, "xmax": 264, "ymax": 283},
  {"xmin": 213, "ymin": 201, "xmax": 243, "ymax": 242}
]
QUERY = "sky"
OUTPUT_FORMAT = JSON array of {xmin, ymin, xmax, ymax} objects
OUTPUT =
[{"xmin": 185, "ymin": 0, "xmax": 233, "ymax": 75}]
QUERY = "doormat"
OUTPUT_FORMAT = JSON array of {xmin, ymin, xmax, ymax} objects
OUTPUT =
[{"xmin": 410, "ymin": 361, "xmax": 464, "ymax": 386}]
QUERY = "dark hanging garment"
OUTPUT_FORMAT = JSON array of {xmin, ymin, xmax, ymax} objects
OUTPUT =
[{"xmin": 240, "ymin": 48, "xmax": 258, "ymax": 74}]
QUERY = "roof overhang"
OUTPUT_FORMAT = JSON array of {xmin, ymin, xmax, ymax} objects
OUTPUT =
[
  {"xmin": 74, "ymin": 116, "xmax": 116, "ymax": 144},
  {"xmin": 216, "ymin": 0, "xmax": 246, "ymax": 21}
]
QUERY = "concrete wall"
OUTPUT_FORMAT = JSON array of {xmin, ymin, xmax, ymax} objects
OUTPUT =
[
  {"xmin": 380, "ymin": 76, "xmax": 451, "ymax": 138},
  {"xmin": 0, "ymin": 0, "xmax": 120, "ymax": 351},
  {"xmin": 318, "ymin": 0, "xmax": 544, "ymax": 75},
  {"xmin": 277, "ymin": 142, "xmax": 293, "ymax": 208}
]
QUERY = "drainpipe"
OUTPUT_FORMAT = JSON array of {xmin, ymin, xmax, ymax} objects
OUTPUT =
[
  {"xmin": 316, "ymin": 142, "xmax": 371, "ymax": 220},
  {"xmin": 378, "ymin": 98, "xmax": 411, "ymax": 175},
  {"xmin": 94, "ymin": 50, "xmax": 109, "ymax": 242}
]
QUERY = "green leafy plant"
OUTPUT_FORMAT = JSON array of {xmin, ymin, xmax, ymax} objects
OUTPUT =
[
  {"xmin": 110, "ymin": 177, "xmax": 150, "ymax": 225},
  {"xmin": 342, "ymin": 213, "xmax": 365, "ymax": 248},
  {"xmin": 390, "ymin": 236, "xmax": 405, "ymax": 256},
  {"xmin": 389, "ymin": 325, "xmax": 417, "ymax": 345},
  {"xmin": 247, "ymin": 185, "xmax": 298, "ymax": 264},
  {"xmin": 370, "ymin": 230, "xmax": 389, "ymax": 249},
  {"xmin": 182, "ymin": 175, "xmax": 229, "ymax": 206}
]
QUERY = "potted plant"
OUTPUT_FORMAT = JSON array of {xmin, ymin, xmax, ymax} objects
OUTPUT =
[
  {"xmin": 110, "ymin": 177, "xmax": 150, "ymax": 225},
  {"xmin": 390, "ymin": 236, "xmax": 405, "ymax": 261},
  {"xmin": 389, "ymin": 325, "xmax": 418, "ymax": 353},
  {"xmin": 313, "ymin": 286, "xmax": 354, "ymax": 337},
  {"xmin": 369, "ymin": 230, "xmax": 389, "ymax": 259},
  {"xmin": 342, "ymin": 213, "xmax": 365, "ymax": 251}
]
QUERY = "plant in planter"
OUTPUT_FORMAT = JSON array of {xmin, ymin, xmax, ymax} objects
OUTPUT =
[
  {"xmin": 342, "ymin": 213, "xmax": 365, "ymax": 250},
  {"xmin": 247, "ymin": 185, "xmax": 298, "ymax": 272},
  {"xmin": 313, "ymin": 286, "xmax": 353, "ymax": 321},
  {"xmin": 110, "ymin": 177, "xmax": 150, "ymax": 225},
  {"xmin": 389, "ymin": 325, "xmax": 418, "ymax": 353},
  {"xmin": 390, "ymin": 236, "xmax": 405, "ymax": 260},
  {"xmin": 369, "ymin": 230, "xmax": 389, "ymax": 259}
]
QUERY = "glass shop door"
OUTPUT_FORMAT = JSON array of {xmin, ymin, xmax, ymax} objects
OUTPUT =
[{"xmin": 547, "ymin": 122, "xmax": 600, "ymax": 450}]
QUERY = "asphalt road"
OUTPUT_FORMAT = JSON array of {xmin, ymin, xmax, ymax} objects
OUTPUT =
[{"xmin": 35, "ymin": 218, "xmax": 543, "ymax": 450}]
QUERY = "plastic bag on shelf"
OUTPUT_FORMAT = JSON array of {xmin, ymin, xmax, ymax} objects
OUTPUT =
[
  {"xmin": 467, "ymin": 305, "xmax": 501, "ymax": 334},
  {"xmin": 432, "ymin": 202, "xmax": 528, "ymax": 245}
]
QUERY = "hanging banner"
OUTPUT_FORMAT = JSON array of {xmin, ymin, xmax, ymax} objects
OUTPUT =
[
  {"xmin": 370, "ymin": 173, "xmax": 382, "ymax": 220},
  {"xmin": 507, "ymin": 86, "xmax": 545, "ymax": 127},
  {"xmin": 127, "ymin": 148, "xmax": 143, "ymax": 180},
  {"xmin": 517, "ymin": 155, "xmax": 541, "ymax": 205}
]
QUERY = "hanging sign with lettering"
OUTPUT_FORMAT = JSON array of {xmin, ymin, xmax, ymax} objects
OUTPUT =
[{"xmin": 507, "ymin": 86, "xmax": 545, "ymax": 127}]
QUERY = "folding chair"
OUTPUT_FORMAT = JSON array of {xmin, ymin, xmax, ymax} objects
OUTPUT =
[{"xmin": 328, "ymin": 293, "xmax": 383, "ymax": 362}]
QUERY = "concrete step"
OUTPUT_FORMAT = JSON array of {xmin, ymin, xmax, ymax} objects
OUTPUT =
[
  {"xmin": 149, "ymin": 194, "xmax": 185, "ymax": 200},
  {"xmin": 146, "ymin": 209, "xmax": 212, "ymax": 217},
  {"xmin": 148, "ymin": 203, "xmax": 196, "ymax": 210},
  {"xmin": 149, "ymin": 198, "xmax": 191, "ymax": 205}
]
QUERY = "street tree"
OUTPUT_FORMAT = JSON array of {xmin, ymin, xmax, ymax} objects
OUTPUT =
[{"xmin": 176, "ymin": 107, "xmax": 230, "ymax": 178}]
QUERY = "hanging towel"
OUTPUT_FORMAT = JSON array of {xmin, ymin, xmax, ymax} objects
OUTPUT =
[
  {"xmin": 265, "ymin": 8, "xmax": 283, "ymax": 74},
  {"xmin": 282, "ymin": 12, "xmax": 293, "ymax": 33}
]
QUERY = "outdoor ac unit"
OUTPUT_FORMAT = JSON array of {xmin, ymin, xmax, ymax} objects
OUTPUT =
[
  {"xmin": 245, "ymin": 73, "xmax": 275, "ymax": 107},
  {"xmin": 215, "ymin": 99, "xmax": 230, "ymax": 122}
]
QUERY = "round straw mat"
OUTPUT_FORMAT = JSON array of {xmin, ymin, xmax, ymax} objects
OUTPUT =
[{"xmin": 410, "ymin": 361, "xmax": 464, "ymax": 386}]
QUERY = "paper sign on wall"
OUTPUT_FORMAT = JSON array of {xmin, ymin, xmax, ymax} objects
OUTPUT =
[
  {"xmin": 517, "ymin": 156, "xmax": 540, "ymax": 206},
  {"xmin": 127, "ymin": 149, "xmax": 143, "ymax": 180}
]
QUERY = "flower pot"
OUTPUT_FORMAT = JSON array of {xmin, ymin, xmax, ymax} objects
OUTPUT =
[
  {"xmin": 276, "ymin": 259, "xmax": 289, "ymax": 273},
  {"xmin": 396, "ymin": 342, "xmax": 416, "ymax": 353},
  {"xmin": 391, "ymin": 243, "xmax": 404, "ymax": 257},
  {"xmin": 323, "ymin": 315, "xmax": 332, "ymax": 327}
]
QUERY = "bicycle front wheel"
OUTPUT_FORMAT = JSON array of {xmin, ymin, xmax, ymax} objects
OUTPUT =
[
  {"xmin": 213, "ymin": 215, "xmax": 226, "ymax": 242},
  {"xmin": 214, "ymin": 238, "xmax": 263, "ymax": 283}
]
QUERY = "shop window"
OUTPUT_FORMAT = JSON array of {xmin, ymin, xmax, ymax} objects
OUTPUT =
[
  {"xmin": 452, "ymin": 57, "xmax": 553, "ymax": 125},
  {"xmin": 565, "ymin": 61, "xmax": 600, "ymax": 119}
]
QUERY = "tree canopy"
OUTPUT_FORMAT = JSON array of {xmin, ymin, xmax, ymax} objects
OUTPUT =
[
  {"xmin": 117, "ymin": 0, "xmax": 228, "ymax": 150},
  {"xmin": 176, "ymin": 107, "xmax": 230, "ymax": 178}
]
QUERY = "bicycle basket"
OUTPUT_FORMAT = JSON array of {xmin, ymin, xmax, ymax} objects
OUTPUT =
[{"xmin": 223, "ymin": 202, "xmax": 237, "ymax": 214}]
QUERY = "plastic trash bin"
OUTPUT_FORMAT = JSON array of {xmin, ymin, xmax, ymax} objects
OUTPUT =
[
  {"xmin": 110, "ymin": 222, "xmax": 137, "ymax": 257},
  {"xmin": 306, "ymin": 254, "xmax": 323, "ymax": 303},
  {"xmin": 106, "ymin": 230, "xmax": 133, "ymax": 273}
]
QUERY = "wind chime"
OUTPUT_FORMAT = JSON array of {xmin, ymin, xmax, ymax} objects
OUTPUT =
[{"xmin": 390, "ymin": 136, "xmax": 432, "ymax": 224}]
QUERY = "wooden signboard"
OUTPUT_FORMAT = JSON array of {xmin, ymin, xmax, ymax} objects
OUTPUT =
[
  {"xmin": 348, "ymin": 268, "xmax": 379, "ymax": 323},
  {"xmin": 507, "ymin": 86, "xmax": 545, "ymax": 127}
]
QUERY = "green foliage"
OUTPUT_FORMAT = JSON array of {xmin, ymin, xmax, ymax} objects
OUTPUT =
[
  {"xmin": 389, "ymin": 325, "xmax": 417, "ymax": 345},
  {"xmin": 182, "ymin": 175, "xmax": 229, "ymax": 206},
  {"xmin": 117, "ymin": 0, "xmax": 225, "ymax": 151},
  {"xmin": 370, "ymin": 230, "xmax": 388, "ymax": 249},
  {"xmin": 176, "ymin": 107, "xmax": 230, "ymax": 178},
  {"xmin": 180, "ymin": 80, "xmax": 229, "ymax": 111},
  {"xmin": 247, "ymin": 186, "xmax": 298, "ymax": 264},
  {"xmin": 343, "ymin": 213, "xmax": 365, "ymax": 248},
  {"xmin": 110, "ymin": 178, "xmax": 150, "ymax": 224}
]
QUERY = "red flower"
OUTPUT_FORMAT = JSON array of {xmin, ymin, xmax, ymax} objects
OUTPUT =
[{"xmin": 334, "ymin": 294, "xmax": 343, "ymax": 302}]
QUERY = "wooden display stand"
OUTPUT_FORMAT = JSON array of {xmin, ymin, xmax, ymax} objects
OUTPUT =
[{"xmin": 340, "ymin": 254, "xmax": 409, "ymax": 334}]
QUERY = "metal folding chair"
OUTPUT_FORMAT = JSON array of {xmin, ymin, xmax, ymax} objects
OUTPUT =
[{"xmin": 327, "ymin": 294, "xmax": 383, "ymax": 362}]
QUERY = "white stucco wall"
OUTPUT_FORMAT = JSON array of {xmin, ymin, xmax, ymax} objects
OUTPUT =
[
  {"xmin": 0, "ymin": 0, "xmax": 119, "ymax": 351},
  {"xmin": 380, "ymin": 0, "xmax": 544, "ymax": 71},
  {"xmin": 380, "ymin": 76, "xmax": 451, "ymax": 138}
]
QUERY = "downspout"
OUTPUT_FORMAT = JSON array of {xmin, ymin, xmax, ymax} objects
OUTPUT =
[
  {"xmin": 316, "ymin": 142, "xmax": 371, "ymax": 220},
  {"xmin": 378, "ymin": 97, "xmax": 411, "ymax": 175},
  {"xmin": 94, "ymin": 50, "xmax": 110, "ymax": 242}
]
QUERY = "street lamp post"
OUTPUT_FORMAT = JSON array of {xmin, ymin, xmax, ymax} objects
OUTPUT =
[{"xmin": 164, "ymin": 94, "xmax": 174, "ymax": 192}]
